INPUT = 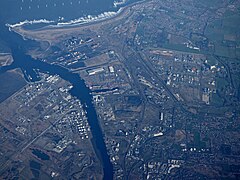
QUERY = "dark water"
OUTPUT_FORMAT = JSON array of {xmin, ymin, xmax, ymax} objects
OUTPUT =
[
  {"xmin": 32, "ymin": 149, "xmax": 50, "ymax": 161},
  {"xmin": 29, "ymin": 160, "xmax": 41, "ymax": 178},
  {"xmin": 0, "ymin": 0, "xmax": 115, "ymax": 24},
  {"xmin": 0, "ymin": 1, "xmax": 120, "ymax": 179},
  {"xmin": 0, "ymin": 24, "xmax": 113, "ymax": 179}
]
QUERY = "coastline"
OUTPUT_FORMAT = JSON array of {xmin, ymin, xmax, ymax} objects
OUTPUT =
[
  {"xmin": 0, "ymin": 1, "xmax": 149, "ymax": 178},
  {"xmin": 9, "ymin": 0, "xmax": 149, "ymax": 44}
]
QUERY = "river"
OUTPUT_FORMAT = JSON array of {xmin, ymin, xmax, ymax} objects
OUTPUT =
[{"xmin": 0, "ymin": 18, "xmax": 113, "ymax": 180}]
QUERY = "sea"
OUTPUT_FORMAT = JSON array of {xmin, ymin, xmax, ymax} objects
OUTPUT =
[
  {"xmin": 0, "ymin": 0, "xmax": 138, "ymax": 28},
  {"xmin": 0, "ymin": 0, "xmax": 139, "ymax": 179}
]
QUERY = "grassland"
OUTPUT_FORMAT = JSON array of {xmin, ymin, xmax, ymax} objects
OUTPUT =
[
  {"xmin": 205, "ymin": 10, "xmax": 240, "ymax": 59},
  {"xmin": 0, "ymin": 69, "xmax": 26, "ymax": 103}
]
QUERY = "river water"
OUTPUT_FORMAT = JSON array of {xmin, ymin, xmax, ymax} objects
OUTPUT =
[
  {"xmin": 0, "ymin": 23, "xmax": 114, "ymax": 179},
  {"xmin": 0, "ymin": 0, "xmax": 124, "ymax": 179}
]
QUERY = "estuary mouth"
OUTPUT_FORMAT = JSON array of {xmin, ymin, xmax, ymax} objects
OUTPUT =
[{"xmin": 1, "ymin": 0, "xmax": 239, "ymax": 179}]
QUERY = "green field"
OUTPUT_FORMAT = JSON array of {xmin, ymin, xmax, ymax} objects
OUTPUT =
[
  {"xmin": 205, "ymin": 10, "xmax": 240, "ymax": 59},
  {"xmin": 0, "ymin": 70, "xmax": 26, "ymax": 103},
  {"xmin": 212, "ymin": 93, "xmax": 224, "ymax": 106},
  {"xmin": 196, "ymin": 0, "xmax": 223, "ymax": 8}
]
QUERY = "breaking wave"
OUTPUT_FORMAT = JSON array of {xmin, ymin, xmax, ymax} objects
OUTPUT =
[
  {"xmin": 113, "ymin": 0, "xmax": 128, "ymax": 7},
  {"xmin": 6, "ymin": 8, "xmax": 123, "ymax": 30},
  {"xmin": 55, "ymin": 9, "xmax": 123, "ymax": 27},
  {"xmin": 6, "ymin": 19, "xmax": 54, "ymax": 28}
]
